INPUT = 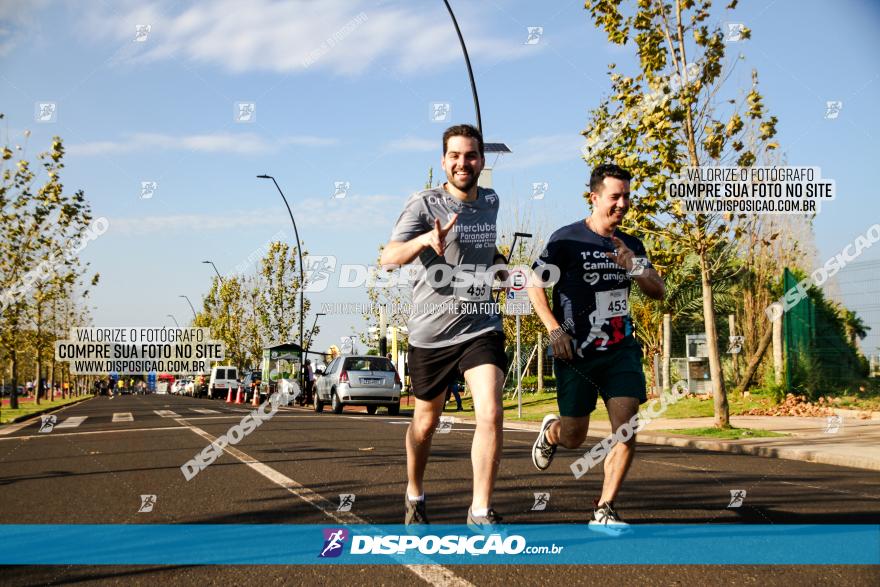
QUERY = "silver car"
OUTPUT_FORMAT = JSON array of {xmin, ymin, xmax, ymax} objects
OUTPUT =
[{"xmin": 315, "ymin": 355, "xmax": 401, "ymax": 415}]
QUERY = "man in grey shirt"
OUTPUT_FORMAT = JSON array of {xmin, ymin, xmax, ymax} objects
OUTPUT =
[{"xmin": 381, "ymin": 124, "xmax": 508, "ymax": 529}]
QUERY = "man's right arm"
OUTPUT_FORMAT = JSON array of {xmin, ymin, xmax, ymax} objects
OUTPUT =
[
  {"xmin": 380, "ymin": 236, "xmax": 430, "ymax": 270},
  {"xmin": 527, "ymin": 269, "xmax": 573, "ymax": 360},
  {"xmin": 380, "ymin": 213, "xmax": 458, "ymax": 270}
]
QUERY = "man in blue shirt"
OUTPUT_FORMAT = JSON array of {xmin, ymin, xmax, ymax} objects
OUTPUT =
[{"xmin": 527, "ymin": 164, "xmax": 665, "ymax": 533}]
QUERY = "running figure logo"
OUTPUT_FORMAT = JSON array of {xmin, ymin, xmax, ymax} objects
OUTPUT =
[
  {"xmin": 235, "ymin": 102, "xmax": 256, "ymax": 123},
  {"xmin": 727, "ymin": 336, "xmax": 744, "ymax": 355},
  {"xmin": 38, "ymin": 415, "xmax": 57, "ymax": 434},
  {"xmin": 318, "ymin": 528, "xmax": 349, "ymax": 558},
  {"xmin": 725, "ymin": 23, "xmax": 747, "ymax": 42},
  {"xmin": 134, "ymin": 24, "xmax": 151, "ymax": 42},
  {"xmin": 825, "ymin": 101, "xmax": 843, "ymax": 120},
  {"xmin": 823, "ymin": 415, "xmax": 843, "ymax": 434},
  {"xmin": 531, "ymin": 182, "xmax": 549, "ymax": 200},
  {"xmin": 531, "ymin": 492, "xmax": 550, "ymax": 511},
  {"xmin": 525, "ymin": 26, "xmax": 544, "ymax": 45},
  {"xmin": 430, "ymin": 102, "xmax": 451, "ymax": 123},
  {"xmin": 337, "ymin": 494, "xmax": 355, "ymax": 512},
  {"xmin": 303, "ymin": 255, "xmax": 337, "ymax": 292},
  {"xmin": 627, "ymin": 257, "xmax": 648, "ymax": 277},
  {"xmin": 140, "ymin": 181, "xmax": 158, "ymax": 199},
  {"xmin": 436, "ymin": 416, "xmax": 454, "ymax": 434},
  {"xmin": 36, "ymin": 102, "xmax": 57, "ymax": 123},
  {"xmin": 727, "ymin": 489, "xmax": 746, "ymax": 508},
  {"xmin": 332, "ymin": 181, "xmax": 351, "ymax": 199},
  {"xmin": 138, "ymin": 494, "xmax": 157, "ymax": 513}
]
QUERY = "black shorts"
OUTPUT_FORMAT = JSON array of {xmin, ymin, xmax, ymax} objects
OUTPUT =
[{"xmin": 408, "ymin": 331, "xmax": 507, "ymax": 401}]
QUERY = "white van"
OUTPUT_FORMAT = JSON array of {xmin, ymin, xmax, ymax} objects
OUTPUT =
[{"xmin": 209, "ymin": 366, "xmax": 238, "ymax": 399}]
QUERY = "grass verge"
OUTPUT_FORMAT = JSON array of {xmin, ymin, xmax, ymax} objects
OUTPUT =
[
  {"xmin": 0, "ymin": 395, "xmax": 93, "ymax": 425},
  {"xmin": 659, "ymin": 426, "xmax": 787, "ymax": 440}
]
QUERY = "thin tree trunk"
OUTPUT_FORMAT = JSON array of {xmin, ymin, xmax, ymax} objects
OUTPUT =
[
  {"xmin": 662, "ymin": 313, "xmax": 671, "ymax": 393},
  {"xmin": 737, "ymin": 323, "xmax": 773, "ymax": 394},
  {"xmin": 700, "ymin": 250, "xmax": 729, "ymax": 427},
  {"xmin": 10, "ymin": 348, "xmax": 19, "ymax": 410}
]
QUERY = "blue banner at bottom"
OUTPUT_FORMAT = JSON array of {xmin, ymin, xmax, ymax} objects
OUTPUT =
[{"xmin": 1, "ymin": 524, "xmax": 877, "ymax": 565}]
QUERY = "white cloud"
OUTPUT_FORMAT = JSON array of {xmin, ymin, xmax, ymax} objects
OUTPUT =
[
  {"xmin": 77, "ymin": 0, "xmax": 529, "ymax": 76},
  {"xmin": 108, "ymin": 194, "xmax": 400, "ymax": 236},
  {"xmin": 68, "ymin": 132, "xmax": 337, "ymax": 156},
  {"xmin": 0, "ymin": 0, "xmax": 50, "ymax": 57}
]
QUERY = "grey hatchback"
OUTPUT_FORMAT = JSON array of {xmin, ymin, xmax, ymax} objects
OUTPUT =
[{"xmin": 315, "ymin": 355, "xmax": 401, "ymax": 415}]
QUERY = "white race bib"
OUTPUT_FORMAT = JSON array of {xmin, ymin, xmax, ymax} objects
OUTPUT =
[
  {"xmin": 453, "ymin": 270, "xmax": 492, "ymax": 302},
  {"xmin": 595, "ymin": 288, "xmax": 629, "ymax": 320}
]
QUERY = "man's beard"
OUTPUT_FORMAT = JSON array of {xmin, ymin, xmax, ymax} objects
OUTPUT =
[{"xmin": 447, "ymin": 169, "xmax": 479, "ymax": 192}]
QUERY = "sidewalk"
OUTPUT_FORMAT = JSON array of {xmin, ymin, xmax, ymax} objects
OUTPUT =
[{"xmin": 455, "ymin": 411, "xmax": 880, "ymax": 472}]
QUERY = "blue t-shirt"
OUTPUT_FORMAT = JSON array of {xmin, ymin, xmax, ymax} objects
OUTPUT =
[{"xmin": 532, "ymin": 220, "xmax": 651, "ymax": 357}]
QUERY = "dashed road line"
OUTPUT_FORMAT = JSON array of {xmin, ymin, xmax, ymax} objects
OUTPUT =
[
  {"xmin": 0, "ymin": 426, "xmax": 188, "ymax": 441},
  {"xmin": 154, "ymin": 410, "xmax": 181, "ymax": 418},
  {"xmin": 55, "ymin": 416, "xmax": 88, "ymax": 429}
]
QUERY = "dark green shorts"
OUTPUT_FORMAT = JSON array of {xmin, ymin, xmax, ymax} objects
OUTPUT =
[{"xmin": 554, "ymin": 338, "xmax": 647, "ymax": 417}]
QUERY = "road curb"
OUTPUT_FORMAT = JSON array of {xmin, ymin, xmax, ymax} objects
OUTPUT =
[
  {"xmin": 452, "ymin": 414, "xmax": 880, "ymax": 472},
  {"xmin": 632, "ymin": 433, "xmax": 880, "ymax": 472}
]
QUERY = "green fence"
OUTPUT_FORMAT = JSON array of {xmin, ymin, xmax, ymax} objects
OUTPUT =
[{"xmin": 783, "ymin": 268, "xmax": 865, "ymax": 396}]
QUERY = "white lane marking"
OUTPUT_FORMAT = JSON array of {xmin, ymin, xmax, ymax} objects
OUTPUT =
[
  {"xmin": 190, "ymin": 408, "xmax": 220, "ymax": 414},
  {"xmin": 154, "ymin": 410, "xmax": 180, "ymax": 418},
  {"xmin": 55, "ymin": 416, "xmax": 87, "ymax": 429},
  {"xmin": 112, "ymin": 412, "xmax": 134, "ymax": 422},
  {"xmin": 386, "ymin": 421, "xmax": 530, "ymax": 433},
  {"xmin": 0, "ymin": 426, "xmax": 188, "ymax": 441},
  {"xmin": 0, "ymin": 397, "xmax": 94, "ymax": 436},
  {"xmin": 177, "ymin": 419, "xmax": 472, "ymax": 587}
]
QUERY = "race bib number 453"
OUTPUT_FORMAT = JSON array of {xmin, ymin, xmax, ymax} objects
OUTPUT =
[{"xmin": 595, "ymin": 288, "xmax": 628, "ymax": 320}]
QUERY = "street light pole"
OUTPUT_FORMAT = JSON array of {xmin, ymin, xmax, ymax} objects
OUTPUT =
[
  {"xmin": 442, "ymin": 0, "xmax": 482, "ymax": 133},
  {"xmin": 167, "ymin": 314, "xmax": 180, "ymax": 328},
  {"xmin": 203, "ymin": 260, "xmax": 235, "ymax": 372},
  {"xmin": 257, "ymin": 174, "xmax": 306, "ymax": 392},
  {"xmin": 179, "ymin": 295, "xmax": 197, "ymax": 321},
  {"xmin": 202, "ymin": 260, "xmax": 222, "ymax": 283},
  {"xmin": 508, "ymin": 232, "xmax": 532, "ymax": 419}
]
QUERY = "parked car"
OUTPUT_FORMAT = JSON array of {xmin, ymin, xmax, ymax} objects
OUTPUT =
[
  {"xmin": 208, "ymin": 366, "xmax": 238, "ymax": 399},
  {"xmin": 241, "ymin": 369, "xmax": 262, "ymax": 402},
  {"xmin": 314, "ymin": 355, "xmax": 400, "ymax": 415}
]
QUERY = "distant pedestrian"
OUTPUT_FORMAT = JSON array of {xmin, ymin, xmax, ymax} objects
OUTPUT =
[{"xmin": 446, "ymin": 379, "xmax": 463, "ymax": 411}]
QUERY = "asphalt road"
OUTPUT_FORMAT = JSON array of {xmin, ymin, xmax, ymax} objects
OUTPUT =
[{"xmin": 1, "ymin": 394, "xmax": 877, "ymax": 586}]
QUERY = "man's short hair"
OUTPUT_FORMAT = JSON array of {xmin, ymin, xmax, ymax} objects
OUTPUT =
[
  {"xmin": 589, "ymin": 163, "xmax": 632, "ymax": 193},
  {"xmin": 443, "ymin": 124, "xmax": 484, "ymax": 157}
]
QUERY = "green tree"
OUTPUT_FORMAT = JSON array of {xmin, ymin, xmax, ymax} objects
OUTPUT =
[
  {"xmin": 582, "ymin": 0, "xmax": 779, "ymax": 427},
  {"xmin": 1, "ymin": 123, "xmax": 94, "ymax": 408}
]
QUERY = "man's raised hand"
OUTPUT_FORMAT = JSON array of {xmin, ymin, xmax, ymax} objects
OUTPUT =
[{"xmin": 423, "ymin": 214, "xmax": 458, "ymax": 256}]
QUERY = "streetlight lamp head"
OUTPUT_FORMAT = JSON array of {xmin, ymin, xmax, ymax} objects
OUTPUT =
[{"xmin": 257, "ymin": 174, "xmax": 271, "ymax": 179}]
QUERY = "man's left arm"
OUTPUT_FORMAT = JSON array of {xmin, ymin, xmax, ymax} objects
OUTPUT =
[{"xmin": 492, "ymin": 247, "xmax": 509, "ymax": 283}]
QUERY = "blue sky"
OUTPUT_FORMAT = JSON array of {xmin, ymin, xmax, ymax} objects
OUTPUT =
[{"xmin": 2, "ymin": 0, "xmax": 879, "ymax": 357}]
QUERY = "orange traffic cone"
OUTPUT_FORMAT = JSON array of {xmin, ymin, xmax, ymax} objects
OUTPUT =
[
  {"xmin": 252, "ymin": 388, "xmax": 260, "ymax": 406},
  {"xmin": 235, "ymin": 385, "xmax": 244, "ymax": 404},
  {"xmin": 226, "ymin": 387, "xmax": 233, "ymax": 403}
]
